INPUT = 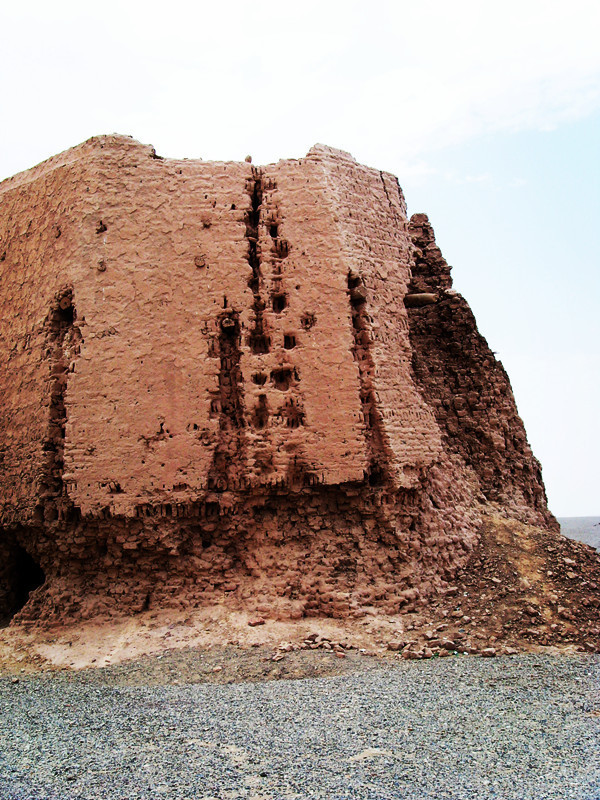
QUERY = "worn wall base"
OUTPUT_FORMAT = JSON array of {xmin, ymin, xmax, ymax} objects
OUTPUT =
[{"xmin": 7, "ymin": 463, "xmax": 481, "ymax": 625}]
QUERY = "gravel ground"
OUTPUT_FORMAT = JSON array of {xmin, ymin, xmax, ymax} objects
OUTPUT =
[{"xmin": 1, "ymin": 652, "xmax": 599, "ymax": 800}]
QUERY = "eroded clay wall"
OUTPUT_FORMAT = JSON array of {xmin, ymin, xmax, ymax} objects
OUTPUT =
[
  {"xmin": 312, "ymin": 147, "xmax": 443, "ymax": 489},
  {"xmin": 0, "ymin": 141, "xmax": 101, "ymax": 526},
  {"xmin": 234, "ymin": 153, "xmax": 368, "ymax": 489},
  {"xmin": 406, "ymin": 213, "xmax": 557, "ymax": 530},
  {"xmin": 68, "ymin": 142, "xmax": 373, "ymax": 517},
  {"xmin": 1, "ymin": 136, "xmax": 373, "ymax": 523},
  {"xmin": 63, "ymin": 142, "xmax": 253, "ymax": 517},
  {"xmin": 0, "ymin": 138, "xmax": 556, "ymax": 625}
]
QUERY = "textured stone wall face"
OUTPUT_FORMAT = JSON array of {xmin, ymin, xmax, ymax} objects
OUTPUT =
[{"xmin": 0, "ymin": 138, "xmax": 553, "ymax": 624}]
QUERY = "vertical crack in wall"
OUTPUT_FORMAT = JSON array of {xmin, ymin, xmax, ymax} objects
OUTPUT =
[
  {"xmin": 208, "ymin": 310, "xmax": 246, "ymax": 492},
  {"xmin": 246, "ymin": 167, "xmax": 270, "ymax": 355},
  {"xmin": 379, "ymin": 171, "xmax": 395, "ymax": 214},
  {"xmin": 379, "ymin": 171, "xmax": 407, "ymax": 226},
  {"xmin": 38, "ymin": 288, "xmax": 81, "ymax": 523},
  {"xmin": 243, "ymin": 167, "xmax": 274, "ymax": 478},
  {"xmin": 347, "ymin": 274, "xmax": 388, "ymax": 486}
]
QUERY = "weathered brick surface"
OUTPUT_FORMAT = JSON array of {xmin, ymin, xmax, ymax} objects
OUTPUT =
[
  {"xmin": 407, "ymin": 213, "xmax": 556, "ymax": 531},
  {"xmin": 0, "ymin": 137, "xmax": 553, "ymax": 624}
]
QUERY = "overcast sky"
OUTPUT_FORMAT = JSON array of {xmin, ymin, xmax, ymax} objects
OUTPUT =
[{"xmin": 1, "ymin": 0, "xmax": 598, "ymax": 515}]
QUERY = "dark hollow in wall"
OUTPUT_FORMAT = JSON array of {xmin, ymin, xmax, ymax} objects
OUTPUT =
[{"xmin": 0, "ymin": 543, "xmax": 45, "ymax": 626}]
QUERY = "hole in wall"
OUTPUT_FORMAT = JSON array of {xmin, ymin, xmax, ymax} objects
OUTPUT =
[
  {"xmin": 301, "ymin": 313, "xmax": 316, "ymax": 330},
  {"xmin": 274, "ymin": 238, "xmax": 289, "ymax": 258},
  {"xmin": 2, "ymin": 545, "xmax": 45, "ymax": 624},
  {"xmin": 249, "ymin": 334, "xmax": 270, "ymax": 355},
  {"xmin": 348, "ymin": 274, "xmax": 368, "ymax": 308},
  {"xmin": 280, "ymin": 398, "xmax": 305, "ymax": 428},
  {"xmin": 368, "ymin": 466, "xmax": 385, "ymax": 486},
  {"xmin": 252, "ymin": 394, "xmax": 269, "ymax": 429},
  {"xmin": 221, "ymin": 317, "xmax": 237, "ymax": 336},
  {"xmin": 350, "ymin": 291, "xmax": 367, "ymax": 309},
  {"xmin": 271, "ymin": 367, "xmax": 295, "ymax": 391},
  {"xmin": 283, "ymin": 334, "xmax": 296, "ymax": 350},
  {"xmin": 272, "ymin": 294, "xmax": 287, "ymax": 313}
]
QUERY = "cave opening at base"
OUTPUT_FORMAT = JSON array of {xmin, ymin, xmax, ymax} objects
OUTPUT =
[{"xmin": 1, "ymin": 545, "xmax": 45, "ymax": 625}]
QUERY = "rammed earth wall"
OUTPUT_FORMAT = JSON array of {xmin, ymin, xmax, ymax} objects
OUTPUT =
[{"xmin": 0, "ymin": 137, "xmax": 554, "ymax": 623}]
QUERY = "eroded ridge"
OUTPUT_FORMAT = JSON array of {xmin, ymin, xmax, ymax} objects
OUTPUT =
[
  {"xmin": 406, "ymin": 214, "xmax": 556, "ymax": 530},
  {"xmin": 38, "ymin": 288, "xmax": 82, "ymax": 524},
  {"xmin": 347, "ymin": 272, "xmax": 387, "ymax": 486},
  {"xmin": 246, "ymin": 168, "xmax": 270, "ymax": 357},
  {"xmin": 0, "ymin": 136, "xmax": 570, "ymax": 628}
]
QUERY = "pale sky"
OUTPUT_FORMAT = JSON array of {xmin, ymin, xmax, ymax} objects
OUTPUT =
[{"xmin": 1, "ymin": 0, "xmax": 598, "ymax": 515}]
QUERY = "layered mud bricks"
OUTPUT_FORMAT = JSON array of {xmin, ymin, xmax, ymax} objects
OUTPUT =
[{"xmin": 0, "ymin": 137, "xmax": 555, "ymax": 623}]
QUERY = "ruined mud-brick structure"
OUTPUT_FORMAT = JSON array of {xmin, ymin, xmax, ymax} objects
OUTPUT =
[{"xmin": 0, "ymin": 136, "xmax": 557, "ymax": 625}]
